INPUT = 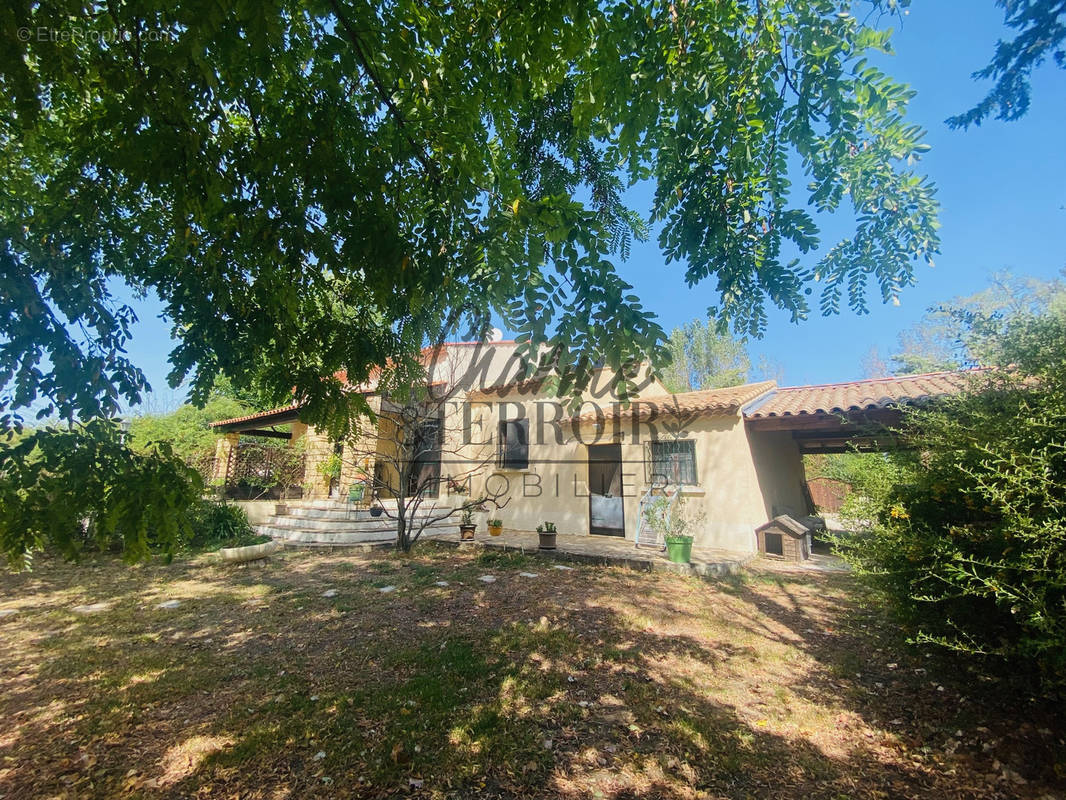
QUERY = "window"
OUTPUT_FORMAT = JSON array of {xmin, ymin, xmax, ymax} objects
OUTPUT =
[
  {"xmin": 497, "ymin": 419, "xmax": 529, "ymax": 470},
  {"xmin": 647, "ymin": 439, "xmax": 698, "ymax": 485}
]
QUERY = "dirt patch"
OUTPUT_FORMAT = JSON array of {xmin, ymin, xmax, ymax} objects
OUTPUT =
[{"xmin": 0, "ymin": 545, "xmax": 1062, "ymax": 798}]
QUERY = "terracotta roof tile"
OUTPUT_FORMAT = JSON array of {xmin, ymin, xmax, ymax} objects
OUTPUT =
[
  {"xmin": 744, "ymin": 369, "xmax": 986, "ymax": 419},
  {"xmin": 571, "ymin": 380, "xmax": 776, "ymax": 424},
  {"xmin": 209, "ymin": 403, "xmax": 303, "ymax": 428},
  {"xmin": 469, "ymin": 376, "xmax": 550, "ymax": 397},
  {"xmin": 210, "ymin": 380, "xmax": 449, "ymax": 428}
]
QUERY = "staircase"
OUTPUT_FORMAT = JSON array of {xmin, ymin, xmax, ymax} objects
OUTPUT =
[{"xmin": 257, "ymin": 499, "xmax": 457, "ymax": 547}]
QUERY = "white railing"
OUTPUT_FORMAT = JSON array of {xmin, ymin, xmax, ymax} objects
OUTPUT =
[{"xmin": 635, "ymin": 484, "xmax": 681, "ymax": 550}]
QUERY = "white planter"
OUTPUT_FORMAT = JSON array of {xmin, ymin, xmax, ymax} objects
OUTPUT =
[{"xmin": 219, "ymin": 540, "xmax": 281, "ymax": 564}]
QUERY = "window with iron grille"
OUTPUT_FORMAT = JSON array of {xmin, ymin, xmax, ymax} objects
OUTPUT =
[
  {"xmin": 647, "ymin": 439, "xmax": 698, "ymax": 485},
  {"xmin": 497, "ymin": 419, "xmax": 529, "ymax": 469}
]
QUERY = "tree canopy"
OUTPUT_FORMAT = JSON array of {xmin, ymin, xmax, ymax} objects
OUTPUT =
[
  {"xmin": 660, "ymin": 318, "xmax": 752, "ymax": 393},
  {"xmin": 127, "ymin": 395, "xmax": 247, "ymax": 462},
  {"xmin": 888, "ymin": 272, "xmax": 1066, "ymax": 375},
  {"xmin": 949, "ymin": 0, "xmax": 1066, "ymax": 128},
  {"xmin": 1, "ymin": 0, "xmax": 939, "ymax": 435},
  {"xmin": 0, "ymin": 418, "xmax": 202, "ymax": 568}
]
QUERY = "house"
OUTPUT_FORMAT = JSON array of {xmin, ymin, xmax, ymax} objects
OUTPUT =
[{"xmin": 210, "ymin": 341, "xmax": 977, "ymax": 553}]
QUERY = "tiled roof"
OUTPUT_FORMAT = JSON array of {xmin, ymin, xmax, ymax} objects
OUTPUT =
[
  {"xmin": 469, "ymin": 377, "xmax": 549, "ymax": 397},
  {"xmin": 211, "ymin": 380, "xmax": 449, "ymax": 429},
  {"xmin": 744, "ymin": 369, "xmax": 985, "ymax": 419},
  {"xmin": 571, "ymin": 380, "xmax": 776, "ymax": 424},
  {"xmin": 338, "ymin": 341, "xmax": 517, "ymax": 392},
  {"xmin": 209, "ymin": 403, "xmax": 303, "ymax": 428},
  {"xmin": 425, "ymin": 340, "xmax": 515, "ymax": 350}
]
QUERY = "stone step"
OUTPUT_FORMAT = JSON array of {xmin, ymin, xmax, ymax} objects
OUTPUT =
[
  {"xmin": 266, "ymin": 510, "xmax": 456, "ymax": 530},
  {"xmin": 285, "ymin": 500, "xmax": 456, "ymax": 515},
  {"xmin": 285, "ymin": 499, "xmax": 382, "ymax": 512},
  {"xmin": 266, "ymin": 515, "xmax": 399, "ymax": 531},
  {"xmin": 286, "ymin": 506, "xmax": 380, "ymax": 521},
  {"xmin": 262, "ymin": 527, "xmax": 395, "ymax": 544},
  {"xmin": 262, "ymin": 521, "xmax": 453, "ymax": 546}
]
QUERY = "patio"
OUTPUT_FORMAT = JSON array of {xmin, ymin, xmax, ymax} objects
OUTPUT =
[{"xmin": 433, "ymin": 529, "xmax": 754, "ymax": 577}]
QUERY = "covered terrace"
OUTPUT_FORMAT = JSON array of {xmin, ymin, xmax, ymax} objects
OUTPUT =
[{"xmin": 742, "ymin": 369, "xmax": 984, "ymax": 453}]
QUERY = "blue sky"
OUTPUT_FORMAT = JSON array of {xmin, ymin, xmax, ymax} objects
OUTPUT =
[
  {"xmin": 616, "ymin": 1, "xmax": 1066, "ymax": 387},
  {"xmin": 116, "ymin": 1, "xmax": 1065, "ymax": 406}
]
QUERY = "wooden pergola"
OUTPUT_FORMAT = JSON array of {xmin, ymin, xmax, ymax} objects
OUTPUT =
[
  {"xmin": 208, "ymin": 404, "xmax": 304, "ymax": 488},
  {"xmin": 744, "ymin": 408, "xmax": 906, "ymax": 454},
  {"xmin": 211, "ymin": 405, "xmax": 302, "ymax": 439}
]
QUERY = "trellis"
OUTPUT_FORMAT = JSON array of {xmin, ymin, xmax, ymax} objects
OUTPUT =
[{"xmin": 223, "ymin": 441, "xmax": 306, "ymax": 500}]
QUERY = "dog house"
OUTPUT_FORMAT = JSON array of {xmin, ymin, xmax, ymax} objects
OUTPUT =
[{"xmin": 755, "ymin": 515, "xmax": 811, "ymax": 561}]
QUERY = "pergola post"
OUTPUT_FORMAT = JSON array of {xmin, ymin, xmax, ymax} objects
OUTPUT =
[{"xmin": 213, "ymin": 432, "xmax": 240, "ymax": 486}]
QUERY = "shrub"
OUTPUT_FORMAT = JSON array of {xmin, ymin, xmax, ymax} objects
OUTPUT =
[
  {"xmin": 834, "ymin": 453, "xmax": 912, "ymax": 530},
  {"xmin": 642, "ymin": 492, "xmax": 701, "ymax": 542},
  {"xmin": 0, "ymin": 419, "xmax": 203, "ymax": 567},
  {"xmin": 835, "ymin": 312, "xmax": 1066, "ymax": 690},
  {"xmin": 317, "ymin": 452, "xmax": 343, "ymax": 480},
  {"xmin": 183, "ymin": 500, "xmax": 265, "ymax": 550}
]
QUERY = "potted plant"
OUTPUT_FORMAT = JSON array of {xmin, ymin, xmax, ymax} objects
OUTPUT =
[
  {"xmin": 369, "ymin": 503, "xmax": 384, "ymax": 518},
  {"xmin": 458, "ymin": 507, "xmax": 477, "ymax": 541},
  {"xmin": 348, "ymin": 482, "xmax": 366, "ymax": 503},
  {"xmin": 318, "ymin": 452, "xmax": 343, "ymax": 497},
  {"xmin": 664, "ymin": 532, "xmax": 694, "ymax": 564},
  {"xmin": 487, "ymin": 518, "xmax": 503, "ymax": 537},
  {"xmin": 652, "ymin": 495, "xmax": 695, "ymax": 564},
  {"xmin": 536, "ymin": 521, "xmax": 557, "ymax": 550}
]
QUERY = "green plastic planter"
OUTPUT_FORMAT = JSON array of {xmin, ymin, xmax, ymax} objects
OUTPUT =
[
  {"xmin": 664, "ymin": 536, "xmax": 694, "ymax": 564},
  {"xmin": 348, "ymin": 484, "xmax": 366, "ymax": 503}
]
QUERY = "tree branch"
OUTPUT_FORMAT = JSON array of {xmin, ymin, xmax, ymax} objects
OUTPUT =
[{"xmin": 327, "ymin": 0, "xmax": 440, "ymax": 180}]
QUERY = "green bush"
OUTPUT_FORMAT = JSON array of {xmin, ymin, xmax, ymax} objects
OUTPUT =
[
  {"xmin": 835, "ymin": 312, "xmax": 1066, "ymax": 690},
  {"xmin": 183, "ymin": 500, "xmax": 266, "ymax": 550},
  {"xmin": 0, "ymin": 419, "xmax": 203, "ymax": 567},
  {"xmin": 128, "ymin": 394, "xmax": 248, "ymax": 462},
  {"xmin": 833, "ymin": 453, "xmax": 912, "ymax": 529}
]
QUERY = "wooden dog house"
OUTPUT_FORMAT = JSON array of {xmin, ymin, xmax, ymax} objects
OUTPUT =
[{"xmin": 755, "ymin": 515, "xmax": 811, "ymax": 561}]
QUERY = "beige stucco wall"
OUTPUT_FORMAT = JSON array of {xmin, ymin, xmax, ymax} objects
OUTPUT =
[
  {"xmin": 746, "ymin": 428, "xmax": 810, "ymax": 520},
  {"xmin": 276, "ymin": 350, "xmax": 806, "ymax": 549},
  {"xmin": 233, "ymin": 499, "xmax": 278, "ymax": 526},
  {"xmin": 663, "ymin": 415, "xmax": 766, "ymax": 552},
  {"xmin": 463, "ymin": 396, "xmax": 808, "ymax": 553}
]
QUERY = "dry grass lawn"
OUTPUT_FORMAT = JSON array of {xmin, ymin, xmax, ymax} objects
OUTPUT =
[{"xmin": 0, "ymin": 544, "xmax": 1063, "ymax": 799}]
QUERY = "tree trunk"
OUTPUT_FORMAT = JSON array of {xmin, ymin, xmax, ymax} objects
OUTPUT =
[{"xmin": 396, "ymin": 497, "xmax": 412, "ymax": 552}]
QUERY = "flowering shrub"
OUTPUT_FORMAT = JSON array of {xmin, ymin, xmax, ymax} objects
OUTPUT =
[{"xmin": 836, "ymin": 312, "xmax": 1066, "ymax": 690}]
